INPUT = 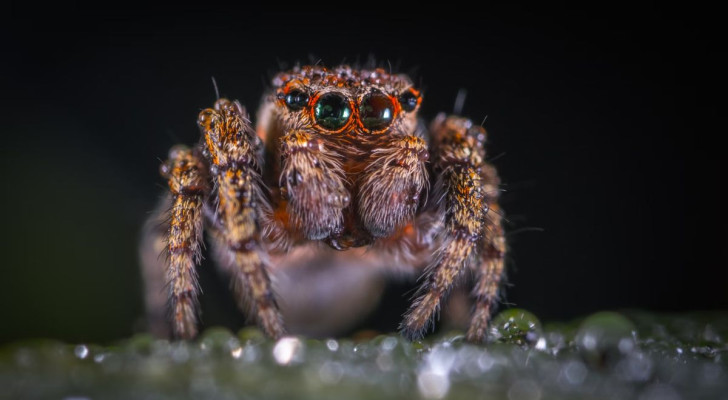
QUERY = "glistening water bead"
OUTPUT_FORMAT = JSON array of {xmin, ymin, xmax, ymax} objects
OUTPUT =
[
  {"xmin": 488, "ymin": 308, "xmax": 543, "ymax": 346},
  {"xmin": 575, "ymin": 311, "xmax": 636, "ymax": 367},
  {"xmin": 3, "ymin": 312, "xmax": 727, "ymax": 400}
]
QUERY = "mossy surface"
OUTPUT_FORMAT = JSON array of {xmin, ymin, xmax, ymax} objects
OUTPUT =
[{"xmin": 2, "ymin": 310, "xmax": 726, "ymax": 400}]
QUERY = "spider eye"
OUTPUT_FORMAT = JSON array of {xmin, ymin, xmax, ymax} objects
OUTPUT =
[
  {"xmin": 284, "ymin": 89, "xmax": 309, "ymax": 110},
  {"xmin": 359, "ymin": 91, "xmax": 394, "ymax": 131},
  {"xmin": 399, "ymin": 90, "xmax": 420, "ymax": 112},
  {"xmin": 314, "ymin": 93, "xmax": 352, "ymax": 130}
]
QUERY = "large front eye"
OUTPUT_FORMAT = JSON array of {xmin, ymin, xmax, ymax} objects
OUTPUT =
[
  {"xmin": 314, "ymin": 93, "xmax": 352, "ymax": 130},
  {"xmin": 359, "ymin": 91, "xmax": 394, "ymax": 131}
]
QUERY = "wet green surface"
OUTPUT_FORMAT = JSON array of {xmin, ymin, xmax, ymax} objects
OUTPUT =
[{"xmin": 1, "ymin": 310, "xmax": 726, "ymax": 400}]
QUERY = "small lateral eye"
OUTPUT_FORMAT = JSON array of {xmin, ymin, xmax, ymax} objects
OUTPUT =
[
  {"xmin": 399, "ymin": 90, "xmax": 420, "ymax": 112},
  {"xmin": 314, "ymin": 93, "xmax": 352, "ymax": 130},
  {"xmin": 359, "ymin": 91, "xmax": 395, "ymax": 131},
  {"xmin": 284, "ymin": 89, "xmax": 309, "ymax": 110}
]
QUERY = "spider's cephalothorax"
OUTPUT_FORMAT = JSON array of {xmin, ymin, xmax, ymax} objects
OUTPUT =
[{"xmin": 141, "ymin": 64, "xmax": 506, "ymax": 342}]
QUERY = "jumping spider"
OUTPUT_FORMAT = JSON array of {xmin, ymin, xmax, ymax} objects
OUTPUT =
[{"xmin": 140, "ymin": 64, "xmax": 506, "ymax": 343}]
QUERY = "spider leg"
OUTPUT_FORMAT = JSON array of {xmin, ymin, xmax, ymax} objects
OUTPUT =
[
  {"xmin": 156, "ymin": 145, "xmax": 208, "ymax": 339},
  {"xmin": 199, "ymin": 99, "xmax": 285, "ymax": 339},
  {"xmin": 468, "ymin": 188, "xmax": 506, "ymax": 342},
  {"xmin": 401, "ymin": 114, "xmax": 504, "ymax": 341},
  {"xmin": 358, "ymin": 135, "xmax": 429, "ymax": 238}
]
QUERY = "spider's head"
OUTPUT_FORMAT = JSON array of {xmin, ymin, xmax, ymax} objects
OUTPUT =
[{"xmin": 269, "ymin": 65, "xmax": 422, "ymax": 137}]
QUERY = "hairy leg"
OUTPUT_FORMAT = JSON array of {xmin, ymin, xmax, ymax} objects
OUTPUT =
[
  {"xmin": 142, "ymin": 146, "xmax": 208, "ymax": 339},
  {"xmin": 468, "ymin": 193, "xmax": 506, "ymax": 342},
  {"xmin": 401, "ymin": 114, "xmax": 503, "ymax": 341},
  {"xmin": 199, "ymin": 99, "xmax": 285, "ymax": 339},
  {"xmin": 358, "ymin": 135, "xmax": 429, "ymax": 238}
]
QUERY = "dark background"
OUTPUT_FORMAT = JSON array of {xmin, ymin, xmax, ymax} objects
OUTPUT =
[{"xmin": 1, "ymin": 3, "xmax": 723, "ymax": 344}]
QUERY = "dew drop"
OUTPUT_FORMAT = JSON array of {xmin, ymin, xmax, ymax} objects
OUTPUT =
[
  {"xmin": 376, "ymin": 352, "xmax": 394, "ymax": 371},
  {"xmin": 199, "ymin": 327, "xmax": 238, "ymax": 356},
  {"xmin": 318, "ymin": 361, "xmax": 344, "ymax": 384},
  {"xmin": 417, "ymin": 371, "xmax": 450, "ymax": 399},
  {"xmin": 273, "ymin": 337, "xmax": 304, "ymax": 365},
  {"xmin": 325, "ymin": 339, "xmax": 339, "ymax": 352},
  {"xmin": 575, "ymin": 312, "xmax": 636, "ymax": 367},
  {"xmin": 561, "ymin": 360, "xmax": 587, "ymax": 385},
  {"xmin": 489, "ymin": 309, "xmax": 543, "ymax": 346},
  {"xmin": 616, "ymin": 352, "xmax": 653, "ymax": 382},
  {"xmin": 476, "ymin": 353, "xmax": 496, "ymax": 372},
  {"xmin": 170, "ymin": 343, "xmax": 190, "ymax": 363},
  {"xmin": 74, "ymin": 345, "xmax": 89, "ymax": 360},
  {"xmin": 380, "ymin": 336, "xmax": 399, "ymax": 352}
]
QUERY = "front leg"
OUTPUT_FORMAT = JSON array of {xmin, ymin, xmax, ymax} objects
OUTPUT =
[
  {"xmin": 140, "ymin": 146, "xmax": 208, "ymax": 339},
  {"xmin": 198, "ymin": 99, "xmax": 285, "ymax": 339},
  {"xmin": 468, "ymin": 190, "xmax": 506, "ymax": 342},
  {"xmin": 401, "ymin": 114, "xmax": 505, "ymax": 342}
]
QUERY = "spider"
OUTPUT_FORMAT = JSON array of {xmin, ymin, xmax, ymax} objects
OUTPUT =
[{"xmin": 140, "ymin": 64, "xmax": 506, "ymax": 343}]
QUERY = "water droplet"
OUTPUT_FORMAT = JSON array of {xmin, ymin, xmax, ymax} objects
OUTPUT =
[
  {"xmin": 476, "ymin": 353, "xmax": 496, "ymax": 372},
  {"xmin": 417, "ymin": 371, "xmax": 450, "ymax": 399},
  {"xmin": 575, "ymin": 312, "xmax": 636, "ymax": 367},
  {"xmin": 241, "ymin": 345, "xmax": 259, "ymax": 363},
  {"xmin": 170, "ymin": 343, "xmax": 190, "ymax": 363},
  {"xmin": 237, "ymin": 327, "xmax": 265, "ymax": 343},
  {"xmin": 424, "ymin": 344, "xmax": 457, "ymax": 375},
  {"xmin": 318, "ymin": 361, "xmax": 344, "ymax": 384},
  {"xmin": 616, "ymin": 352, "xmax": 653, "ymax": 382},
  {"xmin": 125, "ymin": 333, "xmax": 155, "ymax": 356},
  {"xmin": 74, "ymin": 345, "xmax": 89, "ymax": 360},
  {"xmin": 380, "ymin": 336, "xmax": 399, "ymax": 352},
  {"xmin": 703, "ymin": 324, "xmax": 722, "ymax": 344},
  {"xmin": 272, "ymin": 337, "xmax": 304, "ymax": 365},
  {"xmin": 489, "ymin": 309, "xmax": 543, "ymax": 346},
  {"xmin": 325, "ymin": 339, "xmax": 339, "ymax": 352},
  {"xmin": 618, "ymin": 337, "xmax": 635, "ymax": 354},
  {"xmin": 561, "ymin": 360, "xmax": 587, "ymax": 385},
  {"xmin": 199, "ymin": 327, "xmax": 239, "ymax": 356},
  {"xmin": 376, "ymin": 352, "xmax": 394, "ymax": 371},
  {"xmin": 230, "ymin": 346, "xmax": 243, "ymax": 359}
]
